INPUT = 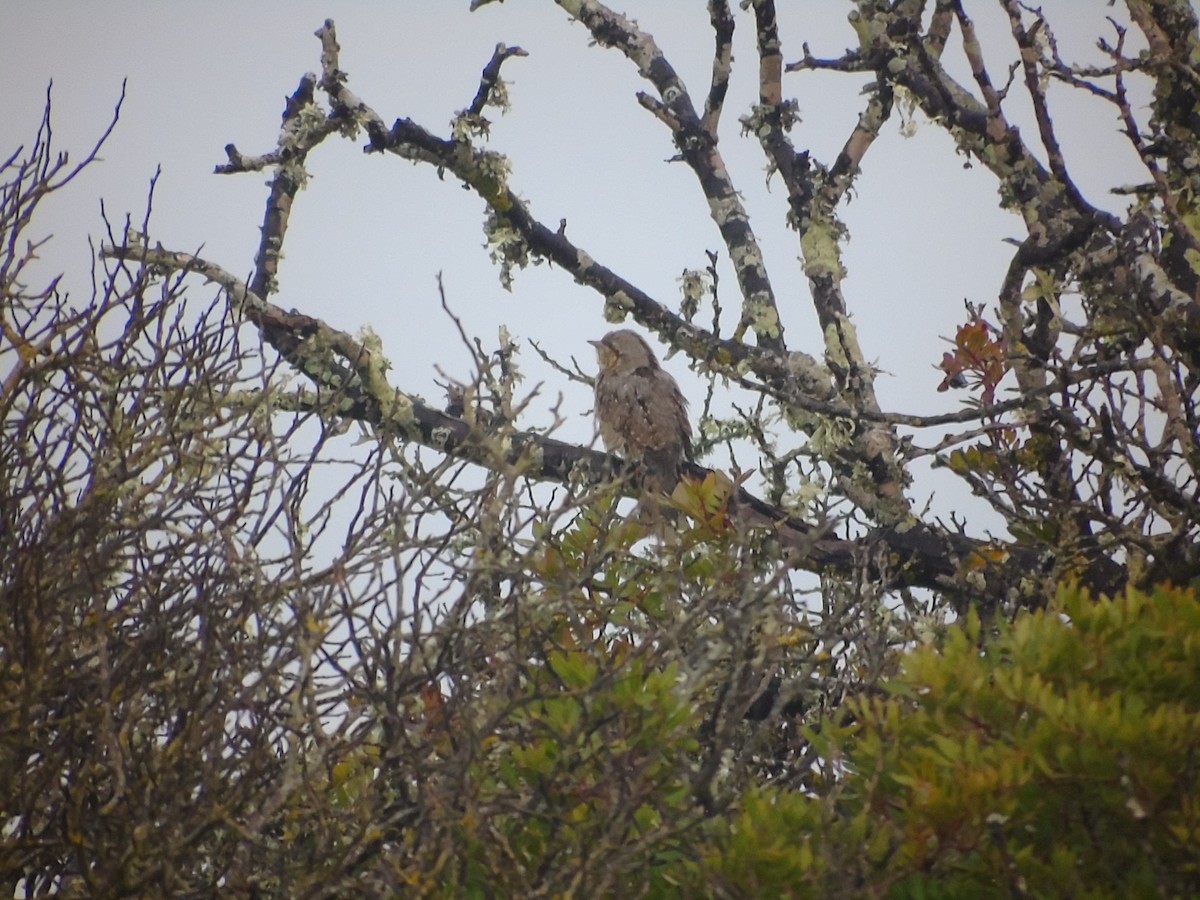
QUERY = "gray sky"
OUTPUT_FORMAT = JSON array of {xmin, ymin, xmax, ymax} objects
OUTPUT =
[{"xmin": 4, "ymin": 2, "xmax": 1150, "ymax": 539}]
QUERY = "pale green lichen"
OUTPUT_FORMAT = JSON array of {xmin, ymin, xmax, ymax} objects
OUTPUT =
[
  {"xmin": 748, "ymin": 299, "xmax": 781, "ymax": 340},
  {"xmin": 823, "ymin": 321, "xmax": 849, "ymax": 370},
  {"xmin": 279, "ymin": 103, "xmax": 329, "ymax": 155},
  {"xmin": 849, "ymin": 459, "xmax": 874, "ymax": 492},
  {"xmin": 381, "ymin": 389, "xmax": 416, "ymax": 432},
  {"xmin": 483, "ymin": 210, "xmax": 530, "ymax": 290},
  {"xmin": 603, "ymin": 290, "xmax": 634, "ymax": 323},
  {"xmin": 781, "ymin": 476, "xmax": 825, "ymax": 517},
  {"xmin": 491, "ymin": 77, "xmax": 513, "ymax": 112},
  {"xmin": 738, "ymin": 106, "xmax": 768, "ymax": 139},
  {"xmin": 280, "ymin": 158, "xmax": 311, "ymax": 191},
  {"xmin": 809, "ymin": 415, "xmax": 854, "ymax": 457},
  {"xmin": 730, "ymin": 242, "xmax": 763, "ymax": 271},
  {"xmin": 894, "ymin": 85, "xmax": 920, "ymax": 138},
  {"xmin": 707, "ymin": 194, "xmax": 741, "ymax": 223},
  {"xmin": 344, "ymin": 328, "xmax": 414, "ymax": 432},
  {"xmin": 823, "ymin": 314, "xmax": 864, "ymax": 371},
  {"xmin": 738, "ymin": 99, "xmax": 801, "ymax": 136},
  {"xmin": 357, "ymin": 325, "xmax": 384, "ymax": 356},
  {"xmin": 469, "ymin": 150, "xmax": 513, "ymax": 207},
  {"xmin": 800, "ymin": 219, "xmax": 845, "ymax": 279},
  {"xmin": 298, "ymin": 103, "xmax": 329, "ymax": 136},
  {"xmin": 678, "ymin": 268, "xmax": 708, "ymax": 321},
  {"xmin": 515, "ymin": 440, "xmax": 545, "ymax": 475},
  {"xmin": 452, "ymin": 111, "xmax": 493, "ymax": 141},
  {"xmin": 781, "ymin": 404, "xmax": 816, "ymax": 433},
  {"xmin": 1185, "ymin": 246, "xmax": 1200, "ymax": 279},
  {"xmin": 785, "ymin": 350, "xmax": 828, "ymax": 394}
]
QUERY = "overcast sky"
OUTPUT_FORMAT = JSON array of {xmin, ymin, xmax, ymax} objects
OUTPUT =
[{"xmin": 4, "ymin": 2, "xmax": 1150, "ymax": 539}]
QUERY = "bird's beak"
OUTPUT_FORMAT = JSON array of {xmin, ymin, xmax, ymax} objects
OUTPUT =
[{"xmin": 587, "ymin": 339, "xmax": 602, "ymax": 348}]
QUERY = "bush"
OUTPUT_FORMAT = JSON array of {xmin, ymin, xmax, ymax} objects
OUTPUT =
[{"xmin": 700, "ymin": 583, "xmax": 1200, "ymax": 898}]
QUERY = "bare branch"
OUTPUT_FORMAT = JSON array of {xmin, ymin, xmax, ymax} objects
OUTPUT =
[{"xmin": 553, "ymin": 0, "xmax": 786, "ymax": 352}]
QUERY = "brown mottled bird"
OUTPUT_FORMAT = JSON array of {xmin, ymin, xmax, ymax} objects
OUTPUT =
[{"xmin": 589, "ymin": 330, "xmax": 693, "ymax": 498}]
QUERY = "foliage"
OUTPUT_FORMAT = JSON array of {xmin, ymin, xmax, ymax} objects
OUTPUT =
[{"xmin": 698, "ymin": 583, "xmax": 1200, "ymax": 898}]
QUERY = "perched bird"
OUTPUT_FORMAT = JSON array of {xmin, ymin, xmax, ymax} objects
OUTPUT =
[{"xmin": 589, "ymin": 329, "xmax": 693, "ymax": 499}]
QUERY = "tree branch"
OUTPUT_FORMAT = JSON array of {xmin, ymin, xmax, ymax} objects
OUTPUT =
[
  {"xmin": 553, "ymin": 0, "xmax": 786, "ymax": 352},
  {"xmin": 97, "ymin": 239, "xmax": 1126, "ymax": 606}
]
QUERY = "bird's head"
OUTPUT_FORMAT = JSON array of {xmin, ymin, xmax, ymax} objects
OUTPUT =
[{"xmin": 589, "ymin": 329, "xmax": 658, "ymax": 375}]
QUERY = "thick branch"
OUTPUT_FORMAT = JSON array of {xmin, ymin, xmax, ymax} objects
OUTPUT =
[
  {"xmin": 362, "ymin": 115, "xmax": 831, "ymax": 404},
  {"xmin": 98, "ymin": 240, "xmax": 1126, "ymax": 607},
  {"xmin": 702, "ymin": 0, "xmax": 735, "ymax": 137},
  {"xmin": 554, "ymin": 0, "xmax": 786, "ymax": 352},
  {"xmin": 748, "ymin": 0, "xmax": 909, "ymax": 525}
]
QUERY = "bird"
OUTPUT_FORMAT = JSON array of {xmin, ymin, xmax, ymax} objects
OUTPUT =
[{"xmin": 589, "ymin": 329, "xmax": 693, "ymax": 502}]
